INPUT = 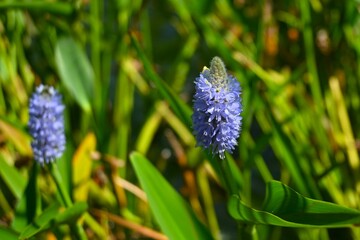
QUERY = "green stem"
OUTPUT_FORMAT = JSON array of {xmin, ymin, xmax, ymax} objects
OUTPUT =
[
  {"xmin": 221, "ymin": 155, "xmax": 238, "ymax": 196},
  {"xmin": 90, "ymin": 0, "xmax": 102, "ymax": 116},
  {"xmin": 49, "ymin": 162, "xmax": 87, "ymax": 240},
  {"xmin": 49, "ymin": 162, "xmax": 72, "ymax": 207},
  {"xmin": 221, "ymin": 155, "xmax": 255, "ymax": 239},
  {"xmin": 217, "ymin": 158, "xmax": 232, "ymax": 195}
]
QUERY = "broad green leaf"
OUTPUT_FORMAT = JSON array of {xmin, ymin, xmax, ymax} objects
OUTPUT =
[
  {"xmin": 19, "ymin": 202, "xmax": 87, "ymax": 239},
  {"xmin": 73, "ymin": 132, "xmax": 96, "ymax": 201},
  {"xmin": 228, "ymin": 180, "xmax": 360, "ymax": 227},
  {"xmin": 0, "ymin": 154, "xmax": 26, "ymax": 199},
  {"xmin": 55, "ymin": 36, "xmax": 94, "ymax": 112},
  {"xmin": 130, "ymin": 152, "xmax": 213, "ymax": 240},
  {"xmin": 0, "ymin": 226, "xmax": 18, "ymax": 240}
]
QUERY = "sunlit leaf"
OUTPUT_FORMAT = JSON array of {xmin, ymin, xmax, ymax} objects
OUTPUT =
[
  {"xmin": 88, "ymin": 180, "xmax": 117, "ymax": 209},
  {"xmin": 130, "ymin": 152, "xmax": 214, "ymax": 240},
  {"xmin": 0, "ymin": 119, "xmax": 31, "ymax": 155},
  {"xmin": 73, "ymin": 132, "xmax": 96, "ymax": 202}
]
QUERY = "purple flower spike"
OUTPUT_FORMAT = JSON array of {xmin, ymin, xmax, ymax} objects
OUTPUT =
[
  {"xmin": 192, "ymin": 57, "xmax": 243, "ymax": 159},
  {"xmin": 28, "ymin": 84, "xmax": 66, "ymax": 165}
]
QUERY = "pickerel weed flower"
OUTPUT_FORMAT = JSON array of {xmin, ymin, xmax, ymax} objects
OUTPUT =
[
  {"xmin": 192, "ymin": 57, "xmax": 242, "ymax": 159},
  {"xmin": 28, "ymin": 85, "xmax": 66, "ymax": 165}
]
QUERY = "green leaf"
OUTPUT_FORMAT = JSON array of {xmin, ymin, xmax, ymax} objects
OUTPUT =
[
  {"xmin": 55, "ymin": 36, "xmax": 94, "ymax": 112},
  {"xmin": 11, "ymin": 163, "xmax": 40, "ymax": 232},
  {"xmin": 130, "ymin": 152, "xmax": 213, "ymax": 240},
  {"xmin": 228, "ymin": 180, "xmax": 360, "ymax": 227},
  {"xmin": 0, "ymin": 154, "xmax": 26, "ymax": 199},
  {"xmin": 19, "ymin": 203, "xmax": 60, "ymax": 239},
  {"xmin": 52, "ymin": 202, "xmax": 88, "ymax": 225},
  {"xmin": 19, "ymin": 202, "xmax": 87, "ymax": 239},
  {"xmin": 0, "ymin": 226, "xmax": 18, "ymax": 240}
]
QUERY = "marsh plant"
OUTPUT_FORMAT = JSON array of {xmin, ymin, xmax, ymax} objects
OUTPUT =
[{"xmin": 1, "ymin": 1, "xmax": 360, "ymax": 239}]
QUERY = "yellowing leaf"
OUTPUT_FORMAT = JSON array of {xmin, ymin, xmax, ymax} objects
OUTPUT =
[
  {"xmin": 0, "ymin": 119, "xmax": 32, "ymax": 155},
  {"xmin": 72, "ymin": 132, "xmax": 96, "ymax": 201}
]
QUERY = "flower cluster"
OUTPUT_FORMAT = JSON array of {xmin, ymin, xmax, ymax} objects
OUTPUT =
[
  {"xmin": 28, "ymin": 85, "xmax": 66, "ymax": 165},
  {"xmin": 192, "ymin": 57, "xmax": 242, "ymax": 159}
]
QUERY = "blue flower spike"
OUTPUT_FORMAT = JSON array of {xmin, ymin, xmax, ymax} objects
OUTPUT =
[
  {"xmin": 28, "ymin": 84, "xmax": 66, "ymax": 165},
  {"xmin": 192, "ymin": 57, "xmax": 243, "ymax": 159}
]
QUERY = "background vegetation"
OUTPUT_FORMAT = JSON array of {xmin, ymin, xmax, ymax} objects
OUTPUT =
[{"xmin": 1, "ymin": 0, "xmax": 360, "ymax": 239}]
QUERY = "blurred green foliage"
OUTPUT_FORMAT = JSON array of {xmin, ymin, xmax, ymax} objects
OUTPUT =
[{"xmin": 1, "ymin": 0, "xmax": 360, "ymax": 239}]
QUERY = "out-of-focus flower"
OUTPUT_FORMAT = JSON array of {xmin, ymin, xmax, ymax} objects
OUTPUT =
[
  {"xmin": 192, "ymin": 57, "xmax": 243, "ymax": 159},
  {"xmin": 28, "ymin": 84, "xmax": 65, "ymax": 165}
]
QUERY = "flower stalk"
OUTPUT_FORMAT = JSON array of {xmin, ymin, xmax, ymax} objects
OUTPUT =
[{"xmin": 28, "ymin": 84, "xmax": 87, "ymax": 239}]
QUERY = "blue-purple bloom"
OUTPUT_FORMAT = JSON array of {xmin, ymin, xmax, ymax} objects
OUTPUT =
[
  {"xmin": 192, "ymin": 57, "xmax": 242, "ymax": 159},
  {"xmin": 28, "ymin": 84, "xmax": 66, "ymax": 165}
]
